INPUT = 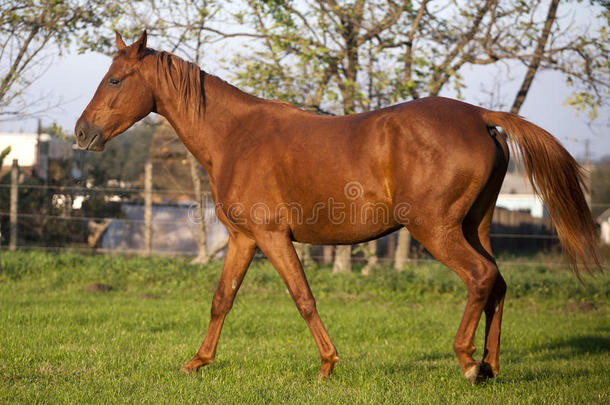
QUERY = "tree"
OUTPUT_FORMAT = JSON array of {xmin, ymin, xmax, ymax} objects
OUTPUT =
[
  {"xmin": 0, "ymin": 0, "xmax": 119, "ymax": 120},
  {"xmin": 230, "ymin": 0, "xmax": 609, "ymax": 272},
  {"xmin": 0, "ymin": 146, "xmax": 10, "ymax": 167},
  {"xmin": 28, "ymin": 1, "xmax": 233, "ymax": 263},
  {"xmin": 101, "ymin": 1, "xmax": 229, "ymax": 264},
  {"xmin": 82, "ymin": 120, "xmax": 155, "ymax": 187},
  {"xmin": 0, "ymin": 124, "xmax": 90, "ymax": 248},
  {"xmin": 510, "ymin": 0, "xmax": 560, "ymax": 114},
  {"xmin": 232, "ymin": 0, "xmax": 426, "ymax": 273},
  {"xmin": 29, "ymin": 0, "xmax": 603, "ymax": 266}
]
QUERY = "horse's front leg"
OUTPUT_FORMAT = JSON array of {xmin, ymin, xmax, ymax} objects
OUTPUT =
[
  {"xmin": 181, "ymin": 232, "xmax": 256, "ymax": 373},
  {"xmin": 255, "ymin": 231, "xmax": 339, "ymax": 378}
]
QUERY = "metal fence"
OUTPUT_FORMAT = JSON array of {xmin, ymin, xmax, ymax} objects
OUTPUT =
[{"xmin": 1, "ymin": 159, "xmax": 608, "ymax": 268}]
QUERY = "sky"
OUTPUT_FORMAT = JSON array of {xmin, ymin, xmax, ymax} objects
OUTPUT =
[{"xmin": 0, "ymin": 21, "xmax": 608, "ymax": 162}]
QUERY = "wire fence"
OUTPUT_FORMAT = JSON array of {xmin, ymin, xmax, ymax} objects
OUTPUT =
[{"xmin": 1, "ymin": 159, "xmax": 609, "ymax": 269}]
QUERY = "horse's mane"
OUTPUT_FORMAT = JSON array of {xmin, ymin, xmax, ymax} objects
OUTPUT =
[
  {"xmin": 150, "ymin": 49, "xmax": 305, "ymax": 118},
  {"xmin": 153, "ymin": 50, "xmax": 206, "ymax": 116}
]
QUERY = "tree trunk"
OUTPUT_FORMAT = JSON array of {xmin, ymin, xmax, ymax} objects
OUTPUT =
[
  {"xmin": 387, "ymin": 233, "xmax": 396, "ymax": 259},
  {"xmin": 393, "ymin": 228, "xmax": 411, "ymax": 271},
  {"xmin": 322, "ymin": 245, "xmax": 333, "ymax": 266},
  {"xmin": 331, "ymin": 16, "xmax": 361, "ymax": 274},
  {"xmin": 361, "ymin": 239, "xmax": 378, "ymax": 276},
  {"xmin": 301, "ymin": 243, "xmax": 313, "ymax": 268},
  {"xmin": 332, "ymin": 245, "xmax": 352, "ymax": 274},
  {"xmin": 294, "ymin": 242, "xmax": 313, "ymax": 268},
  {"xmin": 510, "ymin": 0, "xmax": 559, "ymax": 114}
]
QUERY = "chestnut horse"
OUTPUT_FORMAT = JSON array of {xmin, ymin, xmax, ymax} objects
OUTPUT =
[{"xmin": 76, "ymin": 31, "xmax": 599, "ymax": 384}]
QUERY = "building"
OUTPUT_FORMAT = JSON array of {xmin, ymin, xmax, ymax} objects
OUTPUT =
[
  {"xmin": 102, "ymin": 202, "xmax": 228, "ymax": 255},
  {"xmin": 496, "ymin": 171, "xmax": 545, "ymax": 218},
  {"xmin": 0, "ymin": 132, "xmax": 72, "ymax": 179},
  {"xmin": 598, "ymin": 208, "xmax": 610, "ymax": 245}
]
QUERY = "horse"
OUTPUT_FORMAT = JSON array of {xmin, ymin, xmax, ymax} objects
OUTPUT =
[{"xmin": 75, "ymin": 31, "xmax": 599, "ymax": 384}]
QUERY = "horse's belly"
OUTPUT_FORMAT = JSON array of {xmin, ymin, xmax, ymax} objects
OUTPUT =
[{"xmin": 289, "ymin": 212, "xmax": 402, "ymax": 245}]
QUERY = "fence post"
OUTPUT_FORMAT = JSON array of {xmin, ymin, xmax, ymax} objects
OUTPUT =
[
  {"xmin": 9, "ymin": 159, "xmax": 18, "ymax": 252},
  {"xmin": 144, "ymin": 160, "xmax": 152, "ymax": 256}
]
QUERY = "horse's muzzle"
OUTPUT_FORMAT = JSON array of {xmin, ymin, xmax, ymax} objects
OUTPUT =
[{"xmin": 75, "ymin": 119, "xmax": 105, "ymax": 151}]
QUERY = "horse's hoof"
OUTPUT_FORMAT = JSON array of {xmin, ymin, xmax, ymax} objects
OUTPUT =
[
  {"xmin": 464, "ymin": 362, "xmax": 481, "ymax": 385},
  {"xmin": 464, "ymin": 361, "xmax": 496, "ymax": 385},
  {"xmin": 180, "ymin": 357, "xmax": 210, "ymax": 374},
  {"xmin": 479, "ymin": 362, "xmax": 496, "ymax": 379},
  {"xmin": 317, "ymin": 354, "xmax": 339, "ymax": 380},
  {"xmin": 180, "ymin": 363, "xmax": 198, "ymax": 374}
]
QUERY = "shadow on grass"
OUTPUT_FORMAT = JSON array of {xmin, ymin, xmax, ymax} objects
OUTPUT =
[
  {"xmin": 496, "ymin": 367, "xmax": 595, "ymax": 385},
  {"xmin": 413, "ymin": 351, "xmax": 454, "ymax": 363},
  {"xmin": 503, "ymin": 335, "xmax": 609, "ymax": 366},
  {"xmin": 534, "ymin": 335, "xmax": 610, "ymax": 359}
]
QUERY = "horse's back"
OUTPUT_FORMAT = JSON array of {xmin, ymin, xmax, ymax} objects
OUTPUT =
[{"xmin": 217, "ymin": 96, "xmax": 504, "ymax": 241}]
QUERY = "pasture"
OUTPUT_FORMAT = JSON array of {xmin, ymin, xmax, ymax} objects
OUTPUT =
[{"xmin": 0, "ymin": 251, "xmax": 608, "ymax": 404}]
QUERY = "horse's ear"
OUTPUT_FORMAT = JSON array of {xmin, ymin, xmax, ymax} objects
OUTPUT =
[
  {"xmin": 115, "ymin": 31, "xmax": 126, "ymax": 51},
  {"xmin": 134, "ymin": 30, "xmax": 147, "ymax": 57}
]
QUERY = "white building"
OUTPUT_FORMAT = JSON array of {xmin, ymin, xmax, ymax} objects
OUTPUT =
[
  {"xmin": 0, "ymin": 132, "xmax": 72, "ymax": 178},
  {"xmin": 496, "ymin": 172, "xmax": 545, "ymax": 218},
  {"xmin": 598, "ymin": 208, "xmax": 610, "ymax": 245},
  {"xmin": 102, "ymin": 203, "xmax": 228, "ymax": 256}
]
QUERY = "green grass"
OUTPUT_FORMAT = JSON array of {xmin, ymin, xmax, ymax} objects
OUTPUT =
[{"xmin": 0, "ymin": 251, "xmax": 608, "ymax": 404}]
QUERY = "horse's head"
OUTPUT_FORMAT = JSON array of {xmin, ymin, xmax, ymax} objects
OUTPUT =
[{"xmin": 75, "ymin": 31, "xmax": 155, "ymax": 151}]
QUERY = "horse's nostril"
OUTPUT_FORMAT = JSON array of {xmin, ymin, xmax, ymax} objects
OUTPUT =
[{"xmin": 78, "ymin": 129, "xmax": 85, "ymax": 140}]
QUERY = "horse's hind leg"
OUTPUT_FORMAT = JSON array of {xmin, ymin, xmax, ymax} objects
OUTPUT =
[
  {"xmin": 462, "ymin": 133, "xmax": 508, "ymax": 379},
  {"xmin": 181, "ymin": 232, "xmax": 256, "ymax": 373},
  {"xmin": 462, "ymin": 200, "xmax": 507, "ymax": 381},
  {"xmin": 482, "ymin": 269, "xmax": 506, "ymax": 378},
  {"xmin": 467, "ymin": 194, "xmax": 507, "ymax": 379},
  {"xmin": 412, "ymin": 224, "xmax": 500, "ymax": 384}
]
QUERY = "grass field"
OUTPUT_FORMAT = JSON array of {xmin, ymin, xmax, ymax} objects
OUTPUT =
[{"xmin": 0, "ymin": 251, "xmax": 608, "ymax": 404}]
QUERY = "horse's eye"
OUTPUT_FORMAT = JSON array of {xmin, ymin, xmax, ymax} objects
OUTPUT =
[{"xmin": 109, "ymin": 78, "xmax": 121, "ymax": 87}]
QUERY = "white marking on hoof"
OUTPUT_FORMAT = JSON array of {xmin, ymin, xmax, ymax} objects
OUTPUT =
[{"xmin": 464, "ymin": 363, "xmax": 480, "ymax": 384}]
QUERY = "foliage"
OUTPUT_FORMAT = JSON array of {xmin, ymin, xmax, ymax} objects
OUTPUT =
[
  {"xmin": 0, "ymin": 251, "xmax": 608, "ymax": 403},
  {"xmin": 0, "ymin": 120, "xmax": 154, "ymax": 247},
  {"xmin": 0, "ymin": 145, "xmax": 10, "ymax": 167},
  {"xmin": 81, "ymin": 0, "xmax": 228, "ymax": 64},
  {"xmin": 81, "ymin": 120, "xmax": 155, "ymax": 187},
  {"xmin": 0, "ymin": 174, "xmax": 85, "ymax": 247},
  {"xmin": 222, "ymin": 0, "xmax": 610, "ymax": 271},
  {"xmin": 0, "ymin": 0, "xmax": 121, "ymax": 120},
  {"xmin": 229, "ymin": 0, "xmax": 609, "ymax": 118},
  {"xmin": 0, "ymin": 126, "xmax": 84, "ymax": 247},
  {"xmin": 77, "ymin": 121, "xmax": 155, "ymax": 225}
]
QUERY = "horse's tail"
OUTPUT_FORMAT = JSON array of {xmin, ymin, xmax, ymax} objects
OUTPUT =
[{"xmin": 482, "ymin": 110, "xmax": 600, "ymax": 275}]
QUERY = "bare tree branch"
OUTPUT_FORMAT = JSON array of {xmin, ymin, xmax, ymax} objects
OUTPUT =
[
  {"xmin": 510, "ymin": 0, "xmax": 560, "ymax": 113},
  {"xmin": 429, "ymin": 0, "xmax": 495, "ymax": 96},
  {"xmin": 403, "ymin": 0, "xmax": 429, "ymax": 99}
]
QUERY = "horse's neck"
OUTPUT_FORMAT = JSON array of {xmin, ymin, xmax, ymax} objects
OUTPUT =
[{"xmin": 154, "ymin": 71, "xmax": 258, "ymax": 174}]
